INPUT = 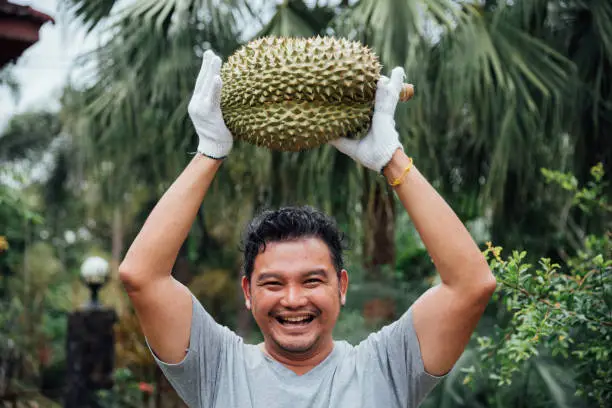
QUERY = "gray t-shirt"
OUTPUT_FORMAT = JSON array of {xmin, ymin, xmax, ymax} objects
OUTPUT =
[{"xmin": 150, "ymin": 295, "xmax": 443, "ymax": 408}]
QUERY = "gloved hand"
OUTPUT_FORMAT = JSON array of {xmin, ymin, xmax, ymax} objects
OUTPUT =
[
  {"xmin": 330, "ymin": 67, "xmax": 406, "ymax": 172},
  {"xmin": 188, "ymin": 50, "xmax": 233, "ymax": 159}
]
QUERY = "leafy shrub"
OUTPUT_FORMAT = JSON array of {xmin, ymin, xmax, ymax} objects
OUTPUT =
[{"xmin": 465, "ymin": 164, "xmax": 611, "ymax": 407}]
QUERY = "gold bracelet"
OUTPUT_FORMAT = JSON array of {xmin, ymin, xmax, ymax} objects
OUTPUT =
[{"xmin": 388, "ymin": 157, "xmax": 413, "ymax": 187}]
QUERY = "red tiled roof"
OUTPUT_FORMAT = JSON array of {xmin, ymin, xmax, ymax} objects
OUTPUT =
[
  {"xmin": 0, "ymin": 1, "xmax": 55, "ymax": 67},
  {"xmin": 0, "ymin": 1, "xmax": 55, "ymax": 24}
]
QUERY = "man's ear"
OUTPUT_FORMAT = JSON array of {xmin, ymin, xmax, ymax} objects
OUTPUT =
[
  {"xmin": 339, "ymin": 269, "xmax": 349, "ymax": 306},
  {"xmin": 241, "ymin": 275, "xmax": 251, "ymax": 310}
]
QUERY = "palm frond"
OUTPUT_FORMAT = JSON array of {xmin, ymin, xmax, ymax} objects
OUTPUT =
[
  {"xmin": 334, "ymin": 0, "xmax": 460, "ymax": 68},
  {"xmin": 61, "ymin": 0, "xmax": 120, "ymax": 30},
  {"xmin": 533, "ymin": 360, "xmax": 576, "ymax": 408},
  {"xmin": 61, "ymin": 0, "xmax": 248, "ymax": 203},
  {"xmin": 554, "ymin": 0, "xmax": 612, "ymax": 181},
  {"xmin": 425, "ymin": 4, "xmax": 575, "ymax": 210},
  {"xmin": 258, "ymin": 0, "xmax": 336, "ymax": 38}
]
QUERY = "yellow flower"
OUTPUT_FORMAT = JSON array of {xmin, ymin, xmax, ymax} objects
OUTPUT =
[{"xmin": 0, "ymin": 236, "xmax": 8, "ymax": 252}]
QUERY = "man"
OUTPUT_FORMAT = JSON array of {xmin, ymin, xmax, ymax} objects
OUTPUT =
[{"xmin": 119, "ymin": 50, "xmax": 496, "ymax": 408}]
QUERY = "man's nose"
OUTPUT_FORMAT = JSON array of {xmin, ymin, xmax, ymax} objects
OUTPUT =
[{"xmin": 280, "ymin": 285, "xmax": 308, "ymax": 308}]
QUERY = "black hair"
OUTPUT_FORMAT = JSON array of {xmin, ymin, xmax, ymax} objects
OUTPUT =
[{"xmin": 240, "ymin": 206, "xmax": 347, "ymax": 281}]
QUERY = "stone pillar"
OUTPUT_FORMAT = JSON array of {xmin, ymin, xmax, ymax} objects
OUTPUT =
[{"xmin": 64, "ymin": 308, "xmax": 117, "ymax": 408}]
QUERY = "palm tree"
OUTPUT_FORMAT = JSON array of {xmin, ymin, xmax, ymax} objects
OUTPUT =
[
  {"xmin": 60, "ymin": 0, "xmax": 611, "ymax": 258},
  {"xmin": 56, "ymin": 0, "xmax": 612, "ymax": 322}
]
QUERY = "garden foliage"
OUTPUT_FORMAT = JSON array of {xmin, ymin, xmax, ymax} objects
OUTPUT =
[{"xmin": 466, "ymin": 165, "xmax": 611, "ymax": 407}]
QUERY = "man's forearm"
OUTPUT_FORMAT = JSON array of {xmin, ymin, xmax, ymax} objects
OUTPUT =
[
  {"xmin": 383, "ymin": 149, "xmax": 494, "ymax": 292},
  {"xmin": 119, "ymin": 154, "xmax": 222, "ymax": 289}
]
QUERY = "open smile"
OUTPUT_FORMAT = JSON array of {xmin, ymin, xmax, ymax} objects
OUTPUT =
[
  {"xmin": 273, "ymin": 312, "xmax": 319, "ymax": 328},
  {"xmin": 276, "ymin": 315, "xmax": 315, "ymax": 326}
]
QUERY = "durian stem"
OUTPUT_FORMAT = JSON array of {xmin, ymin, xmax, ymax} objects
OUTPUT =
[{"xmin": 400, "ymin": 84, "xmax": 415, "ymax": 102}]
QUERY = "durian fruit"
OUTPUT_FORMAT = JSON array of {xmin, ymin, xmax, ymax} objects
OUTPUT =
[{"xmin": 220, "ymin": 36, "xmax": 413, "ymax": 152}]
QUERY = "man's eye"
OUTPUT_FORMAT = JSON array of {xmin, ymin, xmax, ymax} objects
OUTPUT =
[
  {"xmin": 305, "ymin": 279, "xmax": 322, "ymax": 285},
  {"xmin": 264, "ymin": 282, "xmax": 281, "ymax": 286}
]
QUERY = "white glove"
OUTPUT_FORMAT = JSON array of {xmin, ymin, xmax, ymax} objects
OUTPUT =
[
  {"xmin": 330, "ymin": 67, "xmax": 406, "ymax": 172},
  {"xmin": 188, "ymin": 50, "xmax": 233, "ymax": 159}
]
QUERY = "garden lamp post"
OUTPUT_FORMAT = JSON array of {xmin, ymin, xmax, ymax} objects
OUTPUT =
[
  {"xmin": 80, "ymin": 256, "xmax": 110, "ymax": 308},
  {"xmin": 64, "ymin": 256, "xmax": 116, "ymax": 408}
]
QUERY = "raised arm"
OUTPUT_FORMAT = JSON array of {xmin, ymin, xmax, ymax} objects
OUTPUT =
[
  {"xmin": 118, "ymin": 50, "xmax": 233, "ymax": 364},
  {"xmin": 330, "ymin": 67, "xmax": 496, "ymax": 377},
  {"xmin": 383, "ymin": 150, "xmax": 495, "ymax": 376}
]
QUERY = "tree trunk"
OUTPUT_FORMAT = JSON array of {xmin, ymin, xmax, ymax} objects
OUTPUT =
[
  {"xmin": 236, "ymin": 182, "xmax": 275, "ymax": 339},
  {"xmin": 107, "ymin": 206, "xmax": 128, "ymax": 314},
  {"xmin": 111, "ymin": 207, "xmax": 123, "ymax": 280},
  {"xmin": 361, "ymin": 173, "xmax": 397, "ymax": 323},
  {"xmin": 362, "ymin": 173, "xmax": 396, "ymax": 276}
]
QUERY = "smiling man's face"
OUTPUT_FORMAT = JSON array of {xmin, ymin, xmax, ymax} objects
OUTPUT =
[{"xmin": 241, "ymin": 237, "xmax": 348, "ymax": 361}]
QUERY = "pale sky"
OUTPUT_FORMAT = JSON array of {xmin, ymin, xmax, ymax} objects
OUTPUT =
[{"xmin": 0, "ymin": 0, "xmax": 99, "ymax": 129}]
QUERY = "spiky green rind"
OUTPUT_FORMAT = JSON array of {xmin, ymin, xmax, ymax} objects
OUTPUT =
[{"xmin": 220, "ymin": 36, "xmax": 381, "ymax": 151}]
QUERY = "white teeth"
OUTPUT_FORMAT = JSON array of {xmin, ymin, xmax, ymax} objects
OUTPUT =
[{"xmin": 281, "ymin": 316, "xmax": 312, "ymax": 323}]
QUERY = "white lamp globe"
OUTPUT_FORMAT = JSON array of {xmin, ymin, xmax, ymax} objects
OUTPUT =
[{"xmin": 80, "ymin": 256, "xmax": 110, "ymax": 285}]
